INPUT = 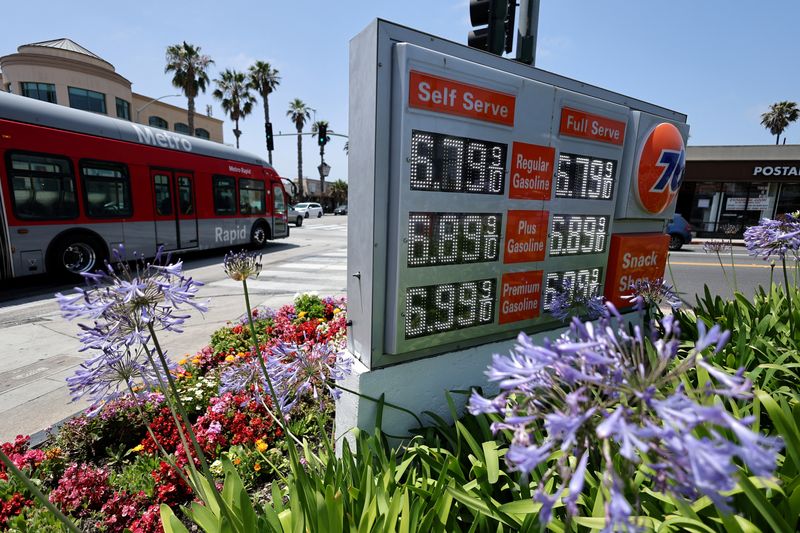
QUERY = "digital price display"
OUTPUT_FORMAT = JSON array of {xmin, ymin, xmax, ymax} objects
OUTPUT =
[
  {"xmin": 410, "ymin": 130, "xmax": 507, "ymax": 194},
  {"xmin": 555, "ymin": 153, "xmax": 617, "ymax": 200},
  {"xmin": 405, "ymin": 279, "xmax": 496, "ymax": 338},
  {"xmin": 407, "ymin": 212, "xmax": 501, "ymax": 267},
  {"xmin": 542, "ymin": 268, "xmax": 603, "ymax": 311},
  {"xmin": 549, "ymin": 215, "xmax": 610, "ymax": 256}
]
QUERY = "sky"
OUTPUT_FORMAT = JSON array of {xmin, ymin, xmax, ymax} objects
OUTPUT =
[{"xmin": 3, "ymin": 0, "xmax": 800, "ymax": 183}]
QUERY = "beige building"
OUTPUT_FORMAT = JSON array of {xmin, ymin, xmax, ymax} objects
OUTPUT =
[{"xmin": 0, "ymin": 38, "xmax": 223, "ymax": 143}]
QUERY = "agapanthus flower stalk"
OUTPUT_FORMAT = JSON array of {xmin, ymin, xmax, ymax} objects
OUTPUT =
[{"xmin": 469, "ymin": 303, "xmax": 782, "ymax": 530}]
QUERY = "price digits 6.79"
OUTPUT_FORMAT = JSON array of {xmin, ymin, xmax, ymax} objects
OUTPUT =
[
  {"xmin": 408, "ymin": 212, "xmax": 501, "ymax": 267},
  {"xmin": 405, "ymin": 279, "xmax": 496, "ymax": 338},
  {"xmin": 555, "ymin": 153, "xmax": 616, "ymax": 200},
  {"xmin": 410, "ymin": 130, "xmax": 506, "ymax": 194}
]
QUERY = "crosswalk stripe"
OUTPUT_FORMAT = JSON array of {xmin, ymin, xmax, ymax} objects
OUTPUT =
[{"xmin": 211, "ymin": 278, "xmax": 346, "ymax": 293}]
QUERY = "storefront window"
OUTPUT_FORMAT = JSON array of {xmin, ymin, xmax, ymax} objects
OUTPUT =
[{"xmin": 776, "ymin": 183, "xmax": 800, "ymax": 218}]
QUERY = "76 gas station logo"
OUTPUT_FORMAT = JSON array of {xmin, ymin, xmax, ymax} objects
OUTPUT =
[{"xmin": 650, "ymin": 148, "xmax": 685, "ymax": 194}]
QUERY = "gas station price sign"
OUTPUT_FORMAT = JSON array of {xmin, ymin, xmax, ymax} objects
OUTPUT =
[{"xmin": 347, "ymin": 21, "xmax": 689, "ymax": 369}]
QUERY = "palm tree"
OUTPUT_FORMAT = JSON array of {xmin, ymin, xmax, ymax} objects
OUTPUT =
[
  {"xmin": 248, "ymin": 61, "xmax": 281, "ymax": 165},
  {"xmin": 213, "ymin": 69, "xmax": 256, "ymax": 149},
  {"xmin": 761, "ymin": 101, "xmax": 799, "ymax": 145},
  {"xmin": 330, "ymin": 179, "xmax": 348, "ymax": 206},
  {"xmin": 311, "ymin": 120, "xmax": 331, "ymax": 197},
  {"xmin": 287, "ymin": 98, "xmax": 312, "ymax": 197},
  {"xmin": 164, "ymin": 42, "xmax": 214, "ymax": 135}
]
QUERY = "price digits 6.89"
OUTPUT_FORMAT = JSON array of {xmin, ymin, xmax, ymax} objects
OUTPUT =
[
  {"xmin": 405, "ymin": 279, "xmax": 496, "ymax": 338},
  {"xmin": 543, "ymin": 268, "xmax": 603, "ymax": 310},
  {"xmin": 408, "ymin": 212, "xmax": 501, "ymax": 267},
  {"xmin": 555, "ymin": 153, "xmax": 616, "ymax": 200},
  {"xmin": 410, "ymin": 130, "xmax": 506, "ymax": 194},
  {"xmin": 549, "ymin": 214, "xmax": 609, "ymax": 256}
]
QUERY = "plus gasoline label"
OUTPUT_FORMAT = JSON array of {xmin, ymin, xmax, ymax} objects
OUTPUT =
[{"xmin": 635, "ymin": 122, "xmax": 685, "ymax": 214}]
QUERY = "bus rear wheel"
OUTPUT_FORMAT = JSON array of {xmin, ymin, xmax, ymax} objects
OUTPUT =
[
  {"xmin": 251, "ymin": 222, "xmax": 270, "ymax": 249},
  {"xmin": 49, "ymin": 235, "xmax": 105, "ymax": 278}
]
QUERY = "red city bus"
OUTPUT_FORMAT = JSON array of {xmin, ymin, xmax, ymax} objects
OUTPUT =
[{"xmin": 0, "ymin": 91, "xmax": 289, "ymax": 279}]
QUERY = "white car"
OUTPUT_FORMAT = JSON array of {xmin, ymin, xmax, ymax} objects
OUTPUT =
[{"xmin": 294, "ymin": 202, "xmax": 323, "ymax": 218}]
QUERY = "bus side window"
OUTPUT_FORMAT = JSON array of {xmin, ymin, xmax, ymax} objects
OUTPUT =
[
  {"xmin": 213, "ymin": 175, "xmax": 236, "ymax": 216},
  {"xmin": 7, "ymin": 152, "xmax": 78, "ymax": 220},
  {"xmin": 239, "ymin": 178, "xmax": 266, "ymax": 215},
  {"xmin": 80, "ymin": 161, "xmax": 132, "ymax": 218}
]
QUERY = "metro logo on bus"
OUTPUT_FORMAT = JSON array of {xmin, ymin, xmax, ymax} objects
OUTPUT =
[
  {"xmin": 635, "ymin": 122, "xmax": 685, "ymax": 214},
  {"xmin": 131, "ymin": 124, "xmax": 193, "ymax": 152}
]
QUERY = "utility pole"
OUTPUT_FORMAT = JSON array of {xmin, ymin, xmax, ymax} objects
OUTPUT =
[{"xmin": 516, "ymin": 0, "xmax": 540, "ymax": 65}]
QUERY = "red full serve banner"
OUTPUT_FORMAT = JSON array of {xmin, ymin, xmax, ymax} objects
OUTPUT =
[
  {"xmin": 408, "ymin": 70, "xmax": 516, "ymax": 126},
  {"xmin": 559, "ymin": 107, "xmax": 626, "ymax": 146},
  {"xmin": 508, "ymin": 142, "xmax": 555, "ymax": 200},
  {"xmin": 499, "ymin": 270, "xmax": 543, "ymax": 324},
  {"xmin": 503, "ymin": 210, "xmax": 549, "ymax": 263},
  {"xmin": 604, "ymin": 233, "xmax": 670, "ymax": 307}
]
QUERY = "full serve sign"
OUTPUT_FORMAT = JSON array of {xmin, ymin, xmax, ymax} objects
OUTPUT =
[{"xmin": 348, "ymin": 30, "xmax": 688, "ymax": 367}]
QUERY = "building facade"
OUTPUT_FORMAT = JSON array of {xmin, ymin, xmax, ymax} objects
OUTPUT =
[
  {"xmin": 0, "ymin": 38, "xmax": 223, "ymax": 142},
  {"xmin": 680, "ymin": 145, "xmax": 800, "ymax": 237}
]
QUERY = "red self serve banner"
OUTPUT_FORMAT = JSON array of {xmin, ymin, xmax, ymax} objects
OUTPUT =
[
  {"xmin": 408, "ymin": 71, "xmax": 516, "ymax": 126},
  {"xmin": 499, "ymin": 270, "xmax": 543, "ymax": 324},
  {"xmin": 560, "ymin": 107, "xmax": 626, "ymax": 146},
  {"xmin": 509, "ymin": 142, "xmax": 555, "ymax": 200},
  {"xmin": 604, "ymin": 233, "xmax": 670, "ymax": 307}
]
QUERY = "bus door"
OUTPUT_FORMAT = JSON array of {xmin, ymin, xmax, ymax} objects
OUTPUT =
[
  {"xmin": 0, "ymin": 179, "xmax": 11, "ymax": 280},
  {"xmin": 272, "ymin": 183, "xmax": 289, "ymax": 238},
  {"xmin": 151, "ymin": 170, "xmax": 199, "ymax": 251}
]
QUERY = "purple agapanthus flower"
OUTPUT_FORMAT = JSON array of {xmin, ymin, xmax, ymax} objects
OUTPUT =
[
  {"xmin": 548, "ymin": 279, "xmax": 606, "ymax": 322},
  {"xmin": 223, "ymin": 249, "xmax": 262, "ymax": 281},
  {"xmin": 55, "ymin": 246, "xmax": 207, "ymax": 406},
  {"xmin": 219, "ymin": 341, "xmax": 352, "ymax": 414},
  {"xmin": 743, "ymin": 213, "xmax": 800, "ymax": 260},
  {"xmin": 468, "ymin": 302, "xmax": 781, "ymax": 528},
  {"xmin": 622, "ymin": 278, "xmax": 682, "ymax": 310}
]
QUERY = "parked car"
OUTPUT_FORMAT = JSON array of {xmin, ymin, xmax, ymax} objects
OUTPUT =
[
  {"xmin": 334, "ymin": 204, "xmax": 348, "ymax": 215},
  {"xmin": 293, "ymin": 202, "xmax": 323, "ymax": 218},
  {"xmin": 288, "ymin": 205, "xmax": 303, "ymax": 227},
  {"xmin": 666, "ymin": 213, "xmax": 693, "ymax": 250}
]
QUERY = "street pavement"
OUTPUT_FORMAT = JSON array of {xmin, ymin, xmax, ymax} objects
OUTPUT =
[
  {"xmin": 0, "ymin": 215, "xmax": 348, "ymax": 443},
  {"xmin": 667, "ymin": 242, "xmax": 783, "ymax": 304}
]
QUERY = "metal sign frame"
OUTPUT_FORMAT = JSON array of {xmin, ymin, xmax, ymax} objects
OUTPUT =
[{"xmin": 348, "ymin": 19, "xmax": 687, "ymax": 369}]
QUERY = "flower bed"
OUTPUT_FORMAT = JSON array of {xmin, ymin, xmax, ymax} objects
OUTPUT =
[{"xmin": 0, "ymin": 278, "xmax": 346, "ymax": 531}]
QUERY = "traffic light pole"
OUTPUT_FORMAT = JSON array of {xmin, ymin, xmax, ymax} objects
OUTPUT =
[{"xmin": 516, "ymin": 0, "xmax": 539, "ymax": 65}]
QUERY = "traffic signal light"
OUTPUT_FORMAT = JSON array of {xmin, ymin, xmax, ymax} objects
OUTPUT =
[
  {"xmin": 468, "ymin": 0, "xmax": 516, "ymax": 55},
  {"xmin": 266, "ymin": 122, "xmax": 274, "ymax": 151},
  {"xmin": 318, "ymin": 124, "xmax": 328, "ymax": 147}
]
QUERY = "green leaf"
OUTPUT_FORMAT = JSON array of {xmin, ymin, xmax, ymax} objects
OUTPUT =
[
  {"xmin": 160, "ymin": 504, "xmax": 191, "ymax": 533},
  {"xmin": 482, "ymin": 441, "xmax": 500, "ymax": 484},
  {"xmin": 737, "ymin": 474, "xmax": 793, "ymax": 533}
]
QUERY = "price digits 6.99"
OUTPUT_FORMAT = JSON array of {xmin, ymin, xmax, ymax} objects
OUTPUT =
[
  {"xmin": 543, "ymin": 268, "xmax": 603, "ymax": 310},
  {"xmin": 408, "ymin": 212, "xmax": 501, "ymax": 267},
  {"xmin": 410, "ymin": 130, "xmax": 506, "ymax": 194},
  {"xmin": 555, "ymin": 153, "xmax": 616, "ymax": 200},
  {"xmin": 549, "ymin": 214, "xmax": 609, "ymax": 256},
  {"xmin": 405, "ymin": 279, "xmax": 496, "ymax": 338}
]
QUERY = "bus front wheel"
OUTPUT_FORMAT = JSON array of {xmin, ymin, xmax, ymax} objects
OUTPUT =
[{"xmin": 49, "ymin": 234, "xmax": 106, "ymax": 278}]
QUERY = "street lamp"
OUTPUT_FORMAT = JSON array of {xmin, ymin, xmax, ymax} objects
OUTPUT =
[
  {"xmin": 318, "ymin": 162, "xmax": 331, "ymax": 194},
  {"xmin": 135, "ymin": 94, "xmax": 182, "ymax": 123}
]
